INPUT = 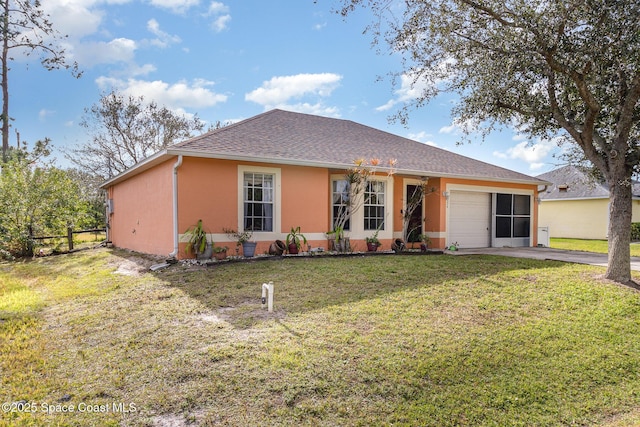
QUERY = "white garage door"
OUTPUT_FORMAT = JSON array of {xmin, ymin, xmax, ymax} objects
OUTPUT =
[{"xmin": 449, "ymin": 191, "xmax": 491, "ymax": 248}]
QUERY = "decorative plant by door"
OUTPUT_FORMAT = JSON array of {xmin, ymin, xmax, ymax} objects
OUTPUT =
[
  {"xmin": 331, "ymin": 158, "xmax": 397, "ymax": 251},
  {"xmin": 402, "ymin": 178, "xmax": 436, "ymax": 244}
]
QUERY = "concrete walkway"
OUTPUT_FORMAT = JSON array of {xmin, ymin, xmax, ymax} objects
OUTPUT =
[{"xmin": 449, "ymin": 246, "xmax": 640, "ymax": 271}]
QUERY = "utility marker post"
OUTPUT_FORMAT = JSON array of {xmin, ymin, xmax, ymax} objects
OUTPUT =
[{"xmin": 261, "ymin": 281, "xmax": 274, "ymax": 312}]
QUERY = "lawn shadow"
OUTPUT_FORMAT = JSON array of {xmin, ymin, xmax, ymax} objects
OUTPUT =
[{"xmin": 152, "ymin": 252, "xmax": 570, "ymax": 330}]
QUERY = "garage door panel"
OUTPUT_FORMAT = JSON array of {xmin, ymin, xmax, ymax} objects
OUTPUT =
[{"xmin": 449, "ymin": 191, "xmax": 491, "ymax": 248}]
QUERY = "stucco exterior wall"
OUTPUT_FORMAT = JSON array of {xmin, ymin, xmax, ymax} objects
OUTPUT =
[
  {"xmin": 390, "ymin": 176, "xmax": 539, "ymax": 249},
  {"xmin": 539, "ymin": 198, "xmax": 640, "ymax": 239},
  {"xmin": 106, "ymin": 155, "xmax": 542, "ymax": 256},
  {"xmin": 108, "ymin": 159, "xmax": 174, "ymax": 256},
  {"xmin": 176, "ymin": 158, "xmax": 330, "ymax": 257},
  {"xmin": 440, "ymin": 177, "xmax": 539, "ymax": 248}
]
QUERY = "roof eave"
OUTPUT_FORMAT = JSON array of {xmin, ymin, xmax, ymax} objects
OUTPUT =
[
  {"xmin": 99, "ymin": 149, "xmax": 172, "ymax": 189},
  {"xmin": 541, "ymin": 195, "xmax": 640, "ymax": 201},
  {"xmin": 169, "ymin": 149, "xmax": 548, "ymax": 186},
  {"xmin": 101, "ymin": 148, "xmax": 548, "ymax": 189}
]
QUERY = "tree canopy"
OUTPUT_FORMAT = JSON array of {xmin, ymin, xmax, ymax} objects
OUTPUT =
[
  {"xmin": 338, "ymin": 0, "xmax": 640, "ymax": 283},
  {"xmin": 67, "ymin": 91, "xmax": 206, "ymax": 179},
  {"xmin": 0, "ymin": 141, "xmax": 88, "ymax": 257}
]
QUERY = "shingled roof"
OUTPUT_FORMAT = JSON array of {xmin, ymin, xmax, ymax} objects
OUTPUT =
[
  {"xmin": 172, "ymin": 109, "xmax": 544, "ymax": 184},
  {"xmin": 102, "ymin": 109, "xmax": 547, "ymax": 188},
  {"xmin": 537, "ymin": 165, "xmax": 640, "ymax": 200}
]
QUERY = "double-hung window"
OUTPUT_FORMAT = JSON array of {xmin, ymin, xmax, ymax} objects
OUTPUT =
[
  {"xmin": 243, "ymin": 172, "xmax": 273, "ymax": 232},
  {"xmin": 364, "ymin": 181, "xmax": 385, "ymax": 230}
]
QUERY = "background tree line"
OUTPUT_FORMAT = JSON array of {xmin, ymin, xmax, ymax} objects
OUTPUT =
[
  {"xmin": 0, "ymin": 0, "xmax": 206, "ymax": 257},
  {"xmin": 0, "ymin": 91, "xmax": 206, "ymax": 258}
]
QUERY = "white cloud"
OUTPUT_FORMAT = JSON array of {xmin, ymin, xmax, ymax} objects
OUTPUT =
[
  {"xmin": 407, "ymin": 131, "xmax": 437, "ymax": 146},
  {"xmin": 376, "ymin": 73, "xmax": 429, "ymax": 112},
  {"xmin": 39, "ymin": 109, "xmax": 55, "ymax": 121},
  {"xmin": 212, "ymin": 14, "xmax": 231, "ymax": 32},
  {"xmin": 376, "ymin": 60, "xmax": 454, "ymax": 112},
  {"xmin": 438, "ymin": 117, "xmax": 479, "ymax": 135},
  {"xmin": 128, "ymin": 63, "xmax": 157, "ymax": 77},
  {"xmin": 438, "ymin": 123, "xmax": 458, "ymax": 134},
  {"xmin": 276, "ymin": 103, "xmax": 340, "ymax": 117},
  {"xmin": 146, "ymin": 19, "xmax": 182, "ymax": 48},
  {"xmin": 245, "ymin": 73, "xmax": 342, "ymax": 108},
  {"xmin": 73, "ymin": 38, "xmax": 137, "ymax": 67},
  {"xmin": 207, "ymin": 1, "xmax": 228, "ymax": 14},
  {"xmin": 493, "ymin": 138, "xmax": 558, "ymax": 170},
  {"xmin": 95, "ymin": 77, "xmax": 228, "ymax": 111},
  {"xmin": 42, "ymin": 0, "xmax": 104, "ymax": 40},
  {"xmin": 148, "ymin": 0, "xmax": 200, "ymax": 13},
  {"xmin": 206, "ymin": 2, "xmax": 230, "ymax": 31}
]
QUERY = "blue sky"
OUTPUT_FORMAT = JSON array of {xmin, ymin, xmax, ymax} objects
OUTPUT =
[{"xmin": 11, "ymin": 0, "xmax": 564, "ymax": 175}]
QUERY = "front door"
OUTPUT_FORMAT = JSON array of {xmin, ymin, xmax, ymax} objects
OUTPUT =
[{"xmin": 406, "ymin": 184, "xmax": 423, "ymax": 243}]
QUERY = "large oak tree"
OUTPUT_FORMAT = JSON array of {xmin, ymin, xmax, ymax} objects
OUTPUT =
[{"xmin": 338, "ymin": 0, "xmax": 640, "ymax": 284}]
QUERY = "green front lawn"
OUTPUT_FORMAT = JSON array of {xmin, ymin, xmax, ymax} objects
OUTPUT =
[
  {"xmin": 551, "ymin": 238, "xmax": 640, "ymax": 257},
  {"xmin": 2, "ymin": 249, "xmax": 640, "ymax": 426}
]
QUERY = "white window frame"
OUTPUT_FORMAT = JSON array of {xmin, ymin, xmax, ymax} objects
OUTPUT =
[
  {"xmin": 363, "ymin": 180, "xmax": 386, "ymax": 231},
  {"xmin": 330, "ymin": 173, "xmax": 393, "ymax": 240},
  {"xmin": 331, "ymin": 178, "xmax": 352, "ymax": 231},
  {"xmin": 238, "ymin": 165, "xmax": 281, "ymax": 238}
]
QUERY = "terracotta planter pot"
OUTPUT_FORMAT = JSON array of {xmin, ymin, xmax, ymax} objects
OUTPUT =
[
  {"xmin": 391, "ymin": 239, "xmax": 405, "ymax": 253},
  {"xmin": 213, "ymin": 250, "xmax": 227, "ymax": 260},
  {"xmin": 288, "ymin": 242, "xmax": 299, "ymax": 254},
  {"xmin": 367, "ymin": 242, "xmax": 378, "ymax": 252},
  {"xmin": 269, "ymin": 240, "xmax": 286, "ymax": 255}
]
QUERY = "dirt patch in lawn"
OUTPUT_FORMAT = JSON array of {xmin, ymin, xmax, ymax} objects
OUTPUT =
[{"xmin": 108, "ymin": 251, "xmax": 167, "ymax": 276}]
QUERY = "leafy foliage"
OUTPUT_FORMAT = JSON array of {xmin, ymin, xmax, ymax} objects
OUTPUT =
[
  {"xmin": 339, "ymin": 0, "xmax": 640, "ymax": 282},
  {"xmin": 67, "ymin": 90, "xmax": 206, "ymax": 179},
  {"xmin": 0, "ymin": 142, "xmax": 87, "ymax": 256}
]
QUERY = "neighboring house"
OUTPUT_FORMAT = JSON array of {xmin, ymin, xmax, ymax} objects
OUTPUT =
[
  {"xmin": 101, "ymin": 109, "xmax": 548, "ymax": 258},
  {"xmin": 537, "ymin": 165, "xmax": 640, "ymax": 239}
]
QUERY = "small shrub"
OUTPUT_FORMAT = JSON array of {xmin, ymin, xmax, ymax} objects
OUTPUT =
[{"xmin": 632, "ymin": 223, "xmax": 640, "ymax": 241}]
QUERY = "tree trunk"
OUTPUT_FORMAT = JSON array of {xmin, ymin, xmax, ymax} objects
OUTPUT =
[
  {"xmin": 606, "ymin": 175, "xmax": 633, "ymax": 283},
  {"xmin": 2, "ymin": 0, "xmax": 10, "ymax": 162}
]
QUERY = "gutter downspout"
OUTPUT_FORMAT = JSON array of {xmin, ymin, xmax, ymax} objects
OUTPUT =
[{"xmin": 168, "ymin": 155, "xmax": 183, "ymax": 259}]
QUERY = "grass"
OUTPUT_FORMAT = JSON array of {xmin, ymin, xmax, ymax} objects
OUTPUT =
[
  {"xmin": 2, "ymin": 249, "xmax": 640, "ymax": 426},
  {"xmin": 551, "ymin": 238, "xmax": 640, "ymax": 257}
]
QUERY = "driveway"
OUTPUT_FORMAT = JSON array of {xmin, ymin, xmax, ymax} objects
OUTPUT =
[{"xmin": 449, "ymin": 247, "xmax": 640, "ymax": 271}]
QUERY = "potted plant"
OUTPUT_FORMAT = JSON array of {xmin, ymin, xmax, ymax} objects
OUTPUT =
[
  {"xmin": 448, "ymin": 241, "xmax": 459, "ymax": 251},
  {"xmin": 212, "ymin": 245, "xmax": 228, "ymax": 260},
  {"xmin": 184, "ymin": 219, "xmax": 213, "ymax": 260},
  {"xmin": 286, "ymin": 226, "xmax": 307, "ymax": 255},
  {"xmin": 418, "ymin": 234, "xmax": 431, "ymax": 252},
  {"xmin": 224, "ymin": 228, "xmax": 256, "ymax": 257},
  {"xmin": 365, "ymin": 229, "xmax": 381, "ymax": 252},
  {"xmin": 326, "ymin": 226, "xmax": 350, "ymax": 253}
]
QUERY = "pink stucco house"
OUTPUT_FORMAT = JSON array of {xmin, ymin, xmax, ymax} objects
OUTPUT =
[{"xmin": 100, "ymin": 109, "xmax": 548, "ymax": 258}]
